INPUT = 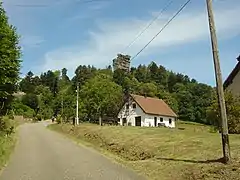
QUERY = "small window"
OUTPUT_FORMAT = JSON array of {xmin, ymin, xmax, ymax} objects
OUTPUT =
[
  {"xmin": 132, "ymin": 103, "xmax": 136, "ymax": 109},
  {"xmin": 118, "ymin": 118, "xmax": 120, "ymax": 122},
  {"xmin": 126, "ymin": 104, "xmax": 129, "ymax": 109},
  {"xmin": 160, "ymin": 118, "xmax": 163, "ymax": 122},
  {"xmin": 169, "ymin": 118, "xmax": 172, "ymax": 124}
]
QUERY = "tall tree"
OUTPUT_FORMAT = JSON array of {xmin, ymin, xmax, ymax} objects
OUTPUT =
[
  {"xmin": 80, "ymin": 73, "xmax": 123, "ymax": 122},
  {"xmin": 0, "ymin": 3, "xmax": 21, "ymax": 115}
]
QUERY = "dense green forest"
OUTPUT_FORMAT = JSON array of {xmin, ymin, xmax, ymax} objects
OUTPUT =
[{"xmin": 16, "ymin": 60, "xmax": 214, "ymax": 124}]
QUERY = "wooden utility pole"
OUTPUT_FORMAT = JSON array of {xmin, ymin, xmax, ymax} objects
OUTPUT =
[
  {"xmin": 206, "ymin": 0, "xmax": 230, "ymax": 163},
  {"xmin": 61, "ymin": 96, "xmax": 63, "ymax": 116}
]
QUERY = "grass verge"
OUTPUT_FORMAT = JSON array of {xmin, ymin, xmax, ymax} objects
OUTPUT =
[
  {"xmin": 49, "ymin": 122, "xmax": 240, "ymax": 180},
  {"xmin": 0, "ymin": 134, "xmax": 16, "ymax": 171}
]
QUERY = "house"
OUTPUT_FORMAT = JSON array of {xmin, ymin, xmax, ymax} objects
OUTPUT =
[
  {"xmin": 117, "ymin": 94, "xmax": 177, "ymax": 128},
  {"xmin": 223, "ymin": 55, "xmax": 240, "ymax": 96}
]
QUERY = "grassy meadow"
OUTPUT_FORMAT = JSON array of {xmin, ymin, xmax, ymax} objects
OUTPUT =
[{"xmin": 49, "ymin": 121, "xmax": 240, "ymax": 180}]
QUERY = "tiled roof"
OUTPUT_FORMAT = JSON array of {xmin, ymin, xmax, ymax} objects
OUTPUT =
[{"xmin": 131, "ymin": 94, "xmax": 177, "ymax": 117}]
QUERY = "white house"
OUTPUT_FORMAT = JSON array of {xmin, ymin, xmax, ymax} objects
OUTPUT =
[{"xmin": 117, "ymin": 94, "xmax": 177, "ymax": 128}]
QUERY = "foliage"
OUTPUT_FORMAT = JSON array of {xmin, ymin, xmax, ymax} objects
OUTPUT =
[
  {"xmin": 0, "ymin": 3, "xmax": 21, "ymax": 115},
  {"xmin": 207, "ymin": 91, "xmax": 240, "ymax": 134},
  {"xmin": 18, "ymin": 53, "xmax": 216, "ymax": 125},
  {"xmin": 21, "ymin": 93, "xmax": 39, "ymax": 112},
  {"xmin": 11, "ymin": 99, "xmax": 34, "ymax": 118},
  {"xmin": 80, "ymin": 73, "xmax": 123, "ymax": 121},
  {"xmin": 0, "ymin": 116, "xmax": 15, "ymax": 136},
  {"xmin": 56, "ymin": 114, "xmax": 62, "ymax": 124}
]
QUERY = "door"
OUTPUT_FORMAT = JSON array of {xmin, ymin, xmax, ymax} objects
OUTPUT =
[
  {"xmin": 122, "ymin": 118, "xmax": 127, "ymax": 126},
  {"xmin": 135, "ymin": 116, "xmax": 141, "ymax": 126},
  {"xmin": 154, "ymin": 117, "xmax": 157, "ymax": 127}
]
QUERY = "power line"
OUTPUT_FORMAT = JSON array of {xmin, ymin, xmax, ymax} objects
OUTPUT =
[
  {"xmin": 131, "ymin": 0, "xmax": 191, "ymax": 61},
  {"xmin": 122, "ymin": 0, "xmax": 174, "ymax": 53}
]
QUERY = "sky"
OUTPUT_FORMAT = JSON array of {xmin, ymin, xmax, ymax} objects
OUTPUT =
[{"xmin": 2, "ymin": 0, "xmax": 240, "ymax": 86}]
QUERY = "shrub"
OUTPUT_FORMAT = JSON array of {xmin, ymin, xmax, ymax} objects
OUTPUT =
[
  {"xmin": 12, "ymin": 101, "xmax": 35, "ymax": 118},
  {"xmin": 56, "ymin": 114, "xmax": 62, "ymax": 124},
  {"xmin": 207, "ymin": 91, "xmax": 240, "ymax": 134},
  {"xmin": 0, "ymin": 116, "xmax": 15, "ymax": 136}
]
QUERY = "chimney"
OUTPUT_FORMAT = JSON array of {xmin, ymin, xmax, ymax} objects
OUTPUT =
[{"xmin": 237, "ymin": 55, "xmax": 240, "ymax": 62}]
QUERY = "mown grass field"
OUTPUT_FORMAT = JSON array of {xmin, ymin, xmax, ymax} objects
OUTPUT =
[{"xmin": 49, "ymin": 121, "xmax": 240, "ymax": 180}]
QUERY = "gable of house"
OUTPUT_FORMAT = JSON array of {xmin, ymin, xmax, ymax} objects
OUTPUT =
[
  {"xmin": 118, "ymin": 96, "xmax": 144, "ymax": 118},
  {"xmin": 224, "ymin": 55, "xmax": 240, "ymax": 96}
]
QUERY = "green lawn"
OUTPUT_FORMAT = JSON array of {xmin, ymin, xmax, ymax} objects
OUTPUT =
[{"xmin": 49, "ymin": 122, "xmax": 240, "ymax": 180}]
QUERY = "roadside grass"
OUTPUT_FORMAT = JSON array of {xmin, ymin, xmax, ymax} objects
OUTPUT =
[
  {"xmin": 49, "ymin": 122, "xmax": 240, "ymax": 180},
  {"xmin": 0, "ymin": 116, "xmax": 28, "ymax": 172},
  {"xmin": 0, "ymin": 135, "xmax": 16, "ymax": 171}
]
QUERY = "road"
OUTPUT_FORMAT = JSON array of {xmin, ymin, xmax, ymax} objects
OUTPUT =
[{"xmin": 0, "ymin": 122, "xmax": 145, "ymax": 180}]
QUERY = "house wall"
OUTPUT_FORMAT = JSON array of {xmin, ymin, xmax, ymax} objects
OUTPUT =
[
  {"xmin": 226, "ymin": 70, "xmax": 240, "ymax": 96},
  {"xmin": 144, "ymin": 114, "xmax": 175, "ymax": 128},
  {"xmin": 118, "ymin": 98, "xmax": 176, "ymax": 128},
  {"xmin": 118, "ymin": 98, "xmax": 145, "ymax": 126}
]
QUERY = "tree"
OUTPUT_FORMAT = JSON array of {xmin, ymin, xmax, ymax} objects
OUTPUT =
[
  {"xmin": 0, "ymin": 3, "xmax": 21, "ymax": 115},
  {"xmin": 19, "ymin": 71, "xmax": 38, "ymax": 93},
  {"xmin": 207, "ymin": 91, "xmax": 240, "ymax": 134},
  {"xmin": 80, "ymin": 73, "xmax": 123, "ymax": 123},
  {"xmin": 138, "ymin": 82, "xmax": 158, "ymax": 97},
  {"xmin": 157, "ymin": 90, "xmax": 178, "ymax": 114},
  {"xmin": 135, "ymin": 65, "xmax": 148, "ymax": 83},
  {"xmin": 22, "ymin": 94, "xmax": 39, "ymax": 113},
  {"xmin": 35, "ymin": 85, "xmax": 54, "ymax": 119}
]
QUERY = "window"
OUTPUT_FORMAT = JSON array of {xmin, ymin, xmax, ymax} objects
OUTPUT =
[
  {"xmin": 126, "ymin": 104, "xmax": 129, "ymax": 109},
  {"xmin": 169, "ymin": 118, "xmax": 172, "ymax": 124},
  {"xmin": 118, "ymin": 118, "xmax": 120, "ymax": 122},
  {"xmin": 132, "ymin": 103, "xmax": 136, "ymax": 109},
  {"xmin": 160, "ymin": 118, "xmax": 163, "ymax": 122}
]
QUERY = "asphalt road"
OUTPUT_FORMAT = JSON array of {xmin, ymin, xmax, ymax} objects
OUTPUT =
[{"xmin": 0, "ymin": 122, "xmax": 145, "ymax": 180}]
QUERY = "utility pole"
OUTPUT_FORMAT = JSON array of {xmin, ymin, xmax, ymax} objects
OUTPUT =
[
  {"xmin": 61, "ymin": 95, "xmax": 63, "ymax": 117},
  {"xmin": 76, "ymin": 83, "xmax": 79, "ymax": 125},
  {"xmin": 206, "ymin": 0, "xmax": 230, "ymax": 163}
]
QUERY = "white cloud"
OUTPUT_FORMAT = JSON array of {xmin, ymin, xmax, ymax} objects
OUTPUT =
[{"xmin": 40, "ymin": 3, "xmax": 240, "ymax": 76}]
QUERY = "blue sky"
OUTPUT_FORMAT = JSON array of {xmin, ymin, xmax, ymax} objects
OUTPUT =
[{"xmin": 2, "ymin": 0, "xmax": 240, "ymax": 86}]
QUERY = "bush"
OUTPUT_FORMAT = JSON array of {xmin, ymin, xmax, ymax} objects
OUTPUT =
[
  {"xmin": 207, "ymin": 91, "xmax": 240, "ymax": 134},
  {"xmin": 56, "ymin": 114, "xmax": 62, "ymax": 124},
  {"xmin": 0, "ymin": 116, "xmax": 15, "ymax": 136},
  {"xmin": 12, "ymin": 100, "xmax": 35, "ymax": 118}
]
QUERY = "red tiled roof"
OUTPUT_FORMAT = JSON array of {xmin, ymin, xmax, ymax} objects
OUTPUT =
[{"xmin": 131, "ymin": 94, "xmax": 177, "ymax": 117}]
